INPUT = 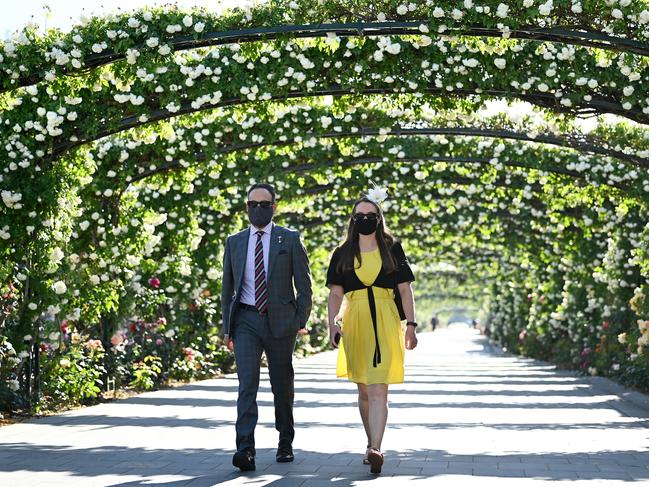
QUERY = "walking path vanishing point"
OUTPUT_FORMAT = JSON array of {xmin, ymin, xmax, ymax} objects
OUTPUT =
[{"xmin": 1, "ymin": 325, "xmax": 649, "ymax": 487}]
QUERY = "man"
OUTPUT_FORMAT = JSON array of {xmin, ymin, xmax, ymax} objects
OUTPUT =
[
  {"xmin": 221, "ymin": 182, "xmax": 312, "ymax": 472},
  {"xmin": 430, "ymin": 315, "xmax": 439, "ymax": 332}
]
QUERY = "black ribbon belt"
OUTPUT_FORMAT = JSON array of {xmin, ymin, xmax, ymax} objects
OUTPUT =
[{"xmin": 366, "ymin": 286, "xmax": 381, "ymax": 368}]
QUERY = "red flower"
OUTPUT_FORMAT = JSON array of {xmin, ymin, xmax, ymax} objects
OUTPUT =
[
  {"xmin": 130, "ymin": 322, "xmax": 136, "ymax": 333},
  {"xmin": 148, "ymin": 277, "xmax": 161, "ymax": 288},
  {"xmin": 602, "ymin": 321, "xmax": 610, "ymax": 330},
  {"xmin": 60, "ymin": 320, "xmax": 68, "ymax": 334}
]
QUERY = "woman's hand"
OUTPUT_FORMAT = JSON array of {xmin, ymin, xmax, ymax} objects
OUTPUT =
[
  {"xmin": 405, "ymin": 325, "xmax": 418, "ymax": 350},
  {"xmin": 329, "ymin": 322, "xmax": 343, "ymax": 348}
]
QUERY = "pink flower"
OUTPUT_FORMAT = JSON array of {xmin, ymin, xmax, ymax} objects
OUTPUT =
[
  {"xmin": 85, "ymin": 339, "xmax": 104, "ymax": 351},
  {"xmin": 148, "ymin": 277, "xmax": 161, "ymax": 288},
  {"xmin": 156, "ymin": 338, "xmax": 164, "ymax": 346},
  {"xmin": 110, "ymin": 333, "xmax": 124, "ymax": 346},
  {"xmin": 183, "ymin": 347, "xmax": 195, "ymax": 361}
]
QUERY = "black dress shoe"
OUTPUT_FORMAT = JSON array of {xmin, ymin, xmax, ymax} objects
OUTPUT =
[
  {"xmin": 276, "ymin": 445, "xmax": 294, "ymax": 463},
  {"xmin": 232, "ymin": 449, "xmax": 256, "ymax": 471}
]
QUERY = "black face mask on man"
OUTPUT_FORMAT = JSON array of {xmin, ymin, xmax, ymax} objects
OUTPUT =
[
  {"xmin": 248, "ymin": 205, "xmax": 274, "ymax": 228},
  {"xmin": 355, "ymin": 217, "xmax": 379, "ymax": 235}
]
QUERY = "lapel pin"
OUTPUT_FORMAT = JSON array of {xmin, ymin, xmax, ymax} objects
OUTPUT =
[{"xmin": 278, "ymin": 235, "xmax": 283, "ymax": 244}]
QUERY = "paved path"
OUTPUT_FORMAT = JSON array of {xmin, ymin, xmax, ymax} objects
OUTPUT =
[{"xmin": 1, "ymin": 326, "xmax": 649, "ymax": 486}]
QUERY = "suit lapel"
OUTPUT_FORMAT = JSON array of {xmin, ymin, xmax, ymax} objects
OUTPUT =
[
  {"xmin": 234, "ymin": 228, "xmax": 250, "ymax": 292},
  {"xmin": 267, "ymin": 224, "xmax": 283, "ymax": 280}
]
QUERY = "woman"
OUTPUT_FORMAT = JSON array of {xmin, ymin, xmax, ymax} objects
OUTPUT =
[{"xmin": 326, "ymin": 193, "xmax": 418, "ymax": 474}]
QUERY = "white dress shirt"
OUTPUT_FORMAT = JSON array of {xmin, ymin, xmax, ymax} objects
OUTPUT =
[{"xmin": 240, "ymin": 221, "xmax": 273, "ymax": 306}]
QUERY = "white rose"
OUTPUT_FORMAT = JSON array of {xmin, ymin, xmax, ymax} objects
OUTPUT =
[
  {"xmin": 49, "ymin": 247, "xmax": 64, "ymax": 264},
  {"xmin": 539, "ymin": 0, "xmax": 553, "ymax": 15},
  {"xmin": 640, "ymin": 10, "xmax": 649, "ymax": 24},
  {"xmin": 89, "ymin": 275, "xmax": 101, "ymax": 285},
  {"xmin": 386, "ymin": 43, "xmax": 401, "ymax": 55},
  {"xmin": 52, "ymin": 281, "xmax": 67, "ymax": 294},
  {"xmin": 194, "ymin": 22, "xmax": 205, "ymax": 33},
  {"xmin": 496, "ymin": 4, "xmax": 510, "ymax": 18},
  {"xmin": 146, "ymin": 37, "xmax": 159, "ymax": 48},
  {"xmin": 397, "ymin": 5, "xmax": 408, "ymax": 15},
  {"xmin": 494, "ymin": 58, "xmax": 507, "ymax": 69},
  {"xmin": 432, "ymin": 7, "xmax": 445, "ymax": 18}
]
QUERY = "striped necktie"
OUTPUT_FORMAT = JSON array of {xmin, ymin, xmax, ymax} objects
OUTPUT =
[{"xmin": 254, "ymin": 230, "xmax": 268, "ymax": 313}]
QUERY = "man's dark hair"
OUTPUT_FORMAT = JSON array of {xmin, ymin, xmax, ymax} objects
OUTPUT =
[{"xmin": 247, "ymin": 182, "xmax": 277, "ymax": 202}]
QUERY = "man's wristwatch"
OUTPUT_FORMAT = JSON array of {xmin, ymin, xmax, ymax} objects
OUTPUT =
[{"xmin": 406, "ymin": 321, "xmax": 418, "ymax": 328}]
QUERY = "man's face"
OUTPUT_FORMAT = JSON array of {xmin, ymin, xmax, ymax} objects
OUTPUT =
[{"xmin": 246, "ymin": 188, "xmax": 276, "ymax": 211}]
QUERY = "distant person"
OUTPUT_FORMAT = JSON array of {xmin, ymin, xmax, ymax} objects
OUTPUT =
[{"xmin": 430, "ymin": 315, "xmax": 439, "ymax": 332}]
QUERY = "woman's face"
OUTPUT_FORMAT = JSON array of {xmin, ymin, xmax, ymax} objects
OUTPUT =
[
  {"xmin": 352, "ymin": 202, "xmax": 381, "ymax": 235},
  {"xmin": 354, "ymin": 202, "xmax": 378, "ymax": 218}
]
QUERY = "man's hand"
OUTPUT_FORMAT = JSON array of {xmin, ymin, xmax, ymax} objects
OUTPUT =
[
  {"xmin": 297, "ymin": 327, "xmax": 309, "ymax": 336},
  {"xmin": 223, "ymin": 335, "xmax": 234, "ymax": 352}
]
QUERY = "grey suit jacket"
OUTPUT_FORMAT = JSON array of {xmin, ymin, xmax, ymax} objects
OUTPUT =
[{"xmin": 221, "ymin": 223, "xmax": 313, "ymax": 339}]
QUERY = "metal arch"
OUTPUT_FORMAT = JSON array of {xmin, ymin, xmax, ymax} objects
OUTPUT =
[
  {"xmin": 49, "ymin": 87, "xmax": 649, "ymax": 164},
  {"xmin": 130, "ymin": 154, "xmax": 628, "ymax": 195},
  {"xmin": 7, "ymin": 21, "xmax": 649, "ymax": 93},
  {"xmin": 211, "ymin": 126, "xmax": 648, "ymax": 169},
  {"xmin": 130, "ymin": 125, "xmax": 645, "ymax": 173}
]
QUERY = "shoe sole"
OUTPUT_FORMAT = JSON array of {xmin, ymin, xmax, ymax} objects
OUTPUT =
[
  {"xmin": 276, "ymin": 456, "xmax": 294, "ymax": 463},
  {"xmin": 368, "ymin": 450, "xmax": 383, "ymax": 474}
]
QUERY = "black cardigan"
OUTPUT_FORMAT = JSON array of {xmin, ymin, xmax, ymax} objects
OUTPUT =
[{"xmin": 325, "ymin": 241, "xmax": 415, "ymax": 292}]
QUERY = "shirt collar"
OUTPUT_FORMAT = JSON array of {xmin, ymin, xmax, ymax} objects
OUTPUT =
[{"xmin": 249, "ymin": 221, "xmax": 273, "ymax": 236}]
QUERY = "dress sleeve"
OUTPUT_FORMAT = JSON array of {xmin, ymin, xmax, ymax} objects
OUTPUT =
[
  {"xmin": 392, "ymin": 241, "xmax": 415, "ymax": 284},
  {"xmin": 326, "ymin": 247, "xmax": 344, "ymax": 287}
]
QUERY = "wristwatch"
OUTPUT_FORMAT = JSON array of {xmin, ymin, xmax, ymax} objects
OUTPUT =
[{"xmin": 406, "ymin": 321, "xmax": 418, "ymax": 327}]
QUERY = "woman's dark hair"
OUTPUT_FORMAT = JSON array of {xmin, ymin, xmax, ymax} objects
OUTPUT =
[
  {"xmin": 336, "ymin": 197, "xmax": 398, "ymax": 274},
  {"xmin": 247, "ymin": 182, "xmax": 276, "ymax": 202}
]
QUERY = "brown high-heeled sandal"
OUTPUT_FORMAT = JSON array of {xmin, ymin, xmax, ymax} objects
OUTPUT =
[{"xmin": 367, "ymin": 448, "xmax": 384, "ymax": 474}]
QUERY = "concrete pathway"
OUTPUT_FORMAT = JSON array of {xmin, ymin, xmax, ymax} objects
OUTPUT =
[{"xmin": 1, "ymin": 326, "xmax": 649, "ymax": 486}]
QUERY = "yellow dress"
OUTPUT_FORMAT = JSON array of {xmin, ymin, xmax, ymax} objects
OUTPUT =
[{"xmin": 336, "ymin": 248, "xmax": 405, "ymax": 384}]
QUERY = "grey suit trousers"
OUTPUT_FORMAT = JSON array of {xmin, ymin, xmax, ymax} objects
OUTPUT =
[{"xmin": 232, "ymin": 307, "xmax": 297, "ymax": 454}]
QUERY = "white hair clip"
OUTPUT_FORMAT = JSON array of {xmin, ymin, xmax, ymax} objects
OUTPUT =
[{"xmin": 366, "ymin": 184, "xmax": 388, "ymax": 205}]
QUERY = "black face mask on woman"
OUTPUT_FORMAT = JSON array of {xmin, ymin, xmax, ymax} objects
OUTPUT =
[
  {"xmin": 248, "ymin": 206, "xmax": 274, "ymax": 228},
  {"xmin": 355, "ymin": 217, "xmax": 379, "ymax": 235}
]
